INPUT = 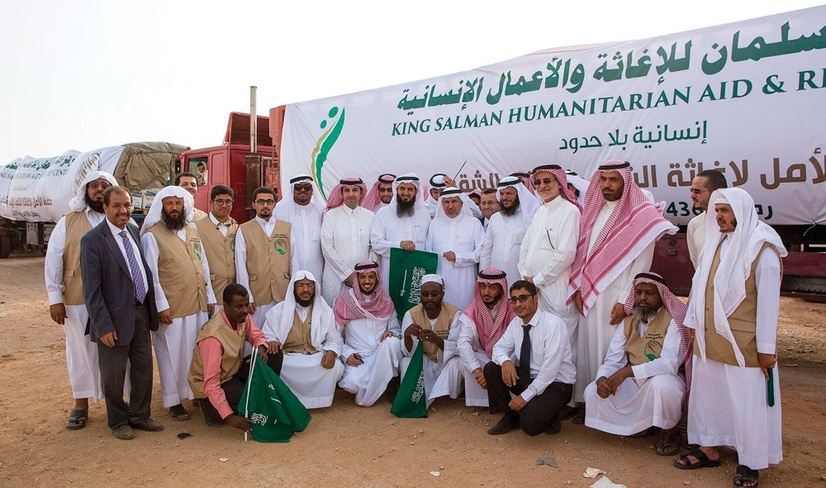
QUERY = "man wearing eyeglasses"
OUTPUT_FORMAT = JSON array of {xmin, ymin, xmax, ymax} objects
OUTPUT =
[
  {"xmin": 686, "ymin": 170, "xmax": 727, "ymax": 268},
  {"xmin": 194, "ymin": 185, "xmax": 238, "ymax": 303},
  {"xmin": 235, "ymin": 186, "xmax": 300, "ymax": 330},
  {"xmin": 484, "ymin": 280, "xmax": 575, "ymax": 436}
]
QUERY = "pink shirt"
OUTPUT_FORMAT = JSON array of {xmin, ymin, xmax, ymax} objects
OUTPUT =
[{"xmin": 199, "ymin": 312, "xmax": 269, "ymax": 419}]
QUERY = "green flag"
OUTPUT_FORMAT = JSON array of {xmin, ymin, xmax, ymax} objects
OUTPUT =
[
  {"xmin": 391, "ymin": 341, "xmax": 428, "ymax": 418},
  {"xmin": 239, "ymin": 354, "xmax": 312, "ymax": 443},
  {"xmin": 389, "ymin": 248, "xmax": 438, "ymax": 321}
]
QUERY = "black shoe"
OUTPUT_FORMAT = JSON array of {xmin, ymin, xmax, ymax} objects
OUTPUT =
[
  {"xmin": 546, "ymin": 418, "xmax": 562, "ymax": 435},
  {"xmin": 558, "ymin": 404, "xmax": 579, "ymax": 422},
  {"xmin": 112, "ymin": 424, "xmax": 135, "ymax": 440},
  {"xmin": 487, "ymin": 414, "xmax": 519, "ymax": 435},
  {"xmin": 129, "ymin": 417, "xmax": 164, "ymax": 432},
  {"xmin": 385, "ymin": 376, "xmax": 400, "ymax": 403}
]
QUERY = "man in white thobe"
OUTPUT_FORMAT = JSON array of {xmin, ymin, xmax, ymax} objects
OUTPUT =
[
  {"xmin": 686, "ymin": 169, "xmax": 728, "ymax": 268},
  {"xmin": 401, "ymin": 275, "xmax": 464, "ymax": 406},
  {"xmin": 363, "ymin": 173, "xmax": 395, "ymax": 213},
  {"xmin": 519, "ymin": 165, "xmax": 581, "ymax": 378},
  {"xmin": 585, "ymin": 272, "xmax": 691, "ymax": 456},
  {"xmin": 45, "ymin": 171, "xmax": 118, "ymax": 429},
  {"xmin": 480, "ymin": 176, "xmax": 539, "ymax": 286},
  {"xmin": 424, "ymin": 173, "xmax": 448, "ymax": 217},
  {"xmin": 426, "ymin": 187, "xmax": 484, "ymax": 309},
  {"xmin": 333, "ymin": 261, "xmax": 402, "ymax": 406},
  {"xmin": 321, "ymin": 177, "xmax": 376, "ymax": 305},
  {"xmin": 262, "ymin": 271, "xmax": 344, "ymax": 409},
  {"xmin": 235, "ymin": 186, "xmax": 299, "ymax": 330},
  {"xmin": 456, "ymin": 268, "xmax": 516, "ymax": 407},
  {"xmin": 370, "ymin": 173, "xmax": 431, "ymax": 292},
  {"xmin": 140, "ymin": 186, "xmax": 217, "ymax": 421},
  {"xmin": 675, "ymin": 188, "xmax": 785, "ymax": 487},
  {"xmin": 275, "ymin": 174, "xmax": 325, "ymax": 289},
  {"xmin": 568, "ymin": 160, "xmax": 677, "ymax": 408}
]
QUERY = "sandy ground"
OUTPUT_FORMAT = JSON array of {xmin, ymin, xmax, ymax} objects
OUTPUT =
[{"xmin": 0, "ymin": 254, "xmax": 824, "ymax": 488}]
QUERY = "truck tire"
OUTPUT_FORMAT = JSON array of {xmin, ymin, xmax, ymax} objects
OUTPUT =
[{"xmin": 0, "ymin": 232, "xmax": 11, "ymax": 259}]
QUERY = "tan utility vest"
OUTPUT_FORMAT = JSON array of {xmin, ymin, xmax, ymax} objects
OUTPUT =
[
  {"xmin": 239, "ymin": 219, "xmax": 292, "ymax": 304},
  {"xmin": 697, "ymin": 241, "xmax": 775, "ymax": 367},
  {"xmin": 283, "ymin": 307, "xmax": 318, "ymax": 354},
  {"xmin": 194, "ymin": 216, "xmax": 238, "ymax": 302},
  {"xmin": 623, "ymin": 307, "xmax": 672, "ymax": 366},
  {"xmin": 408, "ymin": 301, "xmax": 460, "ymax": 361},
  {"xmin": 188, "ymin": 313, "xmax": 247, "ymax": 398},
  {"xmin": 62, "ymin": 211, "xmax": 93, "ymax": 305},
  {"xmin": 146, "ymin": 223, "xmax": 208, "ymax": 317}
]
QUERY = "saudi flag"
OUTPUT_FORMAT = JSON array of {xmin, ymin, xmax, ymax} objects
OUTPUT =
[
  {"xmin": 239, "ymin": 354, "xmax": 312, "ymax": 442},
  {"xmin": 391, "ymin": 341, "xmax": 428, "ymax": 418},
  {"xmin": 389, "ymin": 248, "xmax": 438, "ymax": 321}
]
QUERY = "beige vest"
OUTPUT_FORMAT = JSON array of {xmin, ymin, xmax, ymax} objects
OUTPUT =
[
  {"xmin": 146, "ymin": 223, "xmax": 208, "ymax": 317},
  {"xmin": 283, "ymin": 308, "xmax": 317, "ymax": 354},
  {"xmin": 239, "ymin": 219, "xmax": 292, "ymax": 304},
  {"xmin": 188, "ymin": 313, "xmax": 247, "ymax": 398},
  {"xmin": 697, "ymin": 241, "xmax": 775, "ymax": 367},
  {"xmin": 195, "ymin": 216, "xmax": 238, "ymax": 302},
  {"xmin": 62, "ymin": 211, "xmax": 93, "ymax": 305},
  {"xmin": 408, "ymin": 301, "xmax": 460, "ymax": 361},
  {"xmin": 623, "ymin": 307, "xmax": 672, "ymax": 366}
]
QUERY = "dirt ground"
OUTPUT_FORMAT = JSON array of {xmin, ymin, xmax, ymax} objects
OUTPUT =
[{"xmin": 0, "ymin": 255, "xmax": 824, "ymax": 488}]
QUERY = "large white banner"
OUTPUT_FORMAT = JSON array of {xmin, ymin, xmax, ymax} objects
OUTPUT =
[{"xmin": 279, "ymin": 6, "xmax": 826, "ymax": 226}]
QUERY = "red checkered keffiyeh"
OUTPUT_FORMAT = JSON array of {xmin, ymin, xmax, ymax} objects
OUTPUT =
[
  {"xmin": 463, "ymin": 268, "xmax": 516, "ymax": 358},
  {"xmin": 531, "ymin": 164, "xmax": 583, "ymax": 212},
  {"xmin": 567, "ymin": 160, "xmax": 677, "ymax": 314},
  {"xmin": 333, "ymin": 261, "xmax": 396, "ymax": 327},
  {"xmin": 325, "ymin": 177, "xmax": 368, "ymax": 212},
  {"xmin": 623, "ymin": 272, "xmax": 692, "ymax": 394},
  {"xmin": 363, "ymin": 173, "xmax": 395, "ymax": 212}
]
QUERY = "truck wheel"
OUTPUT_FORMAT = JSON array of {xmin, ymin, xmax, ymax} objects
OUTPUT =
[{"xmin": 0, "ymin": 233, "xmax": 11, "ymax": 259}]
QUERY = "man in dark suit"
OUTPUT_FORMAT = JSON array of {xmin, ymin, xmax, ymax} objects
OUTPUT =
[{"xmin": 81, "ymin": 186, "xmax": 163, "ymax": 440}]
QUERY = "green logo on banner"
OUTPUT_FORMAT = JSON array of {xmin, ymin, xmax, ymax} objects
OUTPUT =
[{"xmin": 310, "ymin": 106, "xmax": 346, "ymax": 199}]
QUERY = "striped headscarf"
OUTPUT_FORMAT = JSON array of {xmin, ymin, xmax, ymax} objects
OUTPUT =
[
  {"xmin": 325, "ymin": 176, "xmax": 368, "ymax": 212},
  {"xmin": 333, "ymin": 260, "xmax": 396, "ymax": 327},
  {"xmin": 567, "ymin": 160, "xmax": 677, "ymax": 314},
  {"xmin": 531, "ymin": 164, "xmax": 582, "ymax": 212},
  {"xmin": 463, "ymin": 268, "xmax": 516, "ymax": 357},
  {"xmin": 363, "ymin": 173, "xmax": 395, "ymax": 212}
]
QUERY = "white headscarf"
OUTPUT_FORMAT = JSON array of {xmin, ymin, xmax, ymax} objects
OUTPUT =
[
  {"xmin": 433, "ymin": 187, "xmax": 476, "ymax": 221},
  {"xmin": 686, "ymin": 187, "xmax": 787, "ymax": 367},
  {"xmin": 421, "ymin": 274, "xmax": 444, "ymax": 286},
  {"xmin": 275, "ymin": 174, "xmax": 326, "ymax": 222},
  {"xmin": 564, "ymin": 170, "xmax": 589, "ymax": 207},
  {"xmin": 67, "ymin": 171, "xmax": 119, "ymax": 212},
  {"xmin": 140, "ymin": 186, "xmax": 193, "ymax": 236},
  {"xmin": 264, "ymin": 270, "xmax": 336, "ymax": 350},
  {"xmin": 390, "ymin": 173, "xmax": 427, "ymax": 212},
  {"xmin": 496, "ymin": 175, "xmax": 539, "ymax": 226}
]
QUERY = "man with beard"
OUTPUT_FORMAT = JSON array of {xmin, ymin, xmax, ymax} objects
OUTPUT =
[
  {"xmin": 456, "ymin": 268, "xmax": 516, "ymax": 407},
  {"xmin": 188, "ymin": 283, "xmax": 284, "ymax": 430},
  {"xmin": 370, "ymin": 173, "xmax": 431, "ymax": 292},
  {"xmin": 675, "ymin": 188, "xmax": 785, "ymax": 487},
  {"xmin": 485, "ymin": 280, "xmax": 575, "ymax": 436},
  {"xmin": 46, "ymin": 171, "xmax": 118, "ymax": 429},
  {"xmin": 426, "ymin": 187, "xmax": 484, "ymax": 309},
  {"xmin": 479, "ymin": 188, "xmax": 501, "ymax": 231},
  {"xmin": 235, "ymin": 186, "xmax": 299, "ymax": 331},
  {"xmin": 519, "ymin": 165, "xmax": 581, "ymax": 397},
  {"xmin": 481, "ymin": 176, "xmax": 539, "ymax": 286},
  {"xmin": 333, "ymin": 261, "xmax": 402, "ymax": 406},
  {"xmin": 141, "ymin": 186, "xmax": 217, "ymax": 421},
  {"xmin": 363, "ymin": 173, "xmax": 396, "ymax": 213},
  {"xmin": 686, "ymin": 170, "xmax": 727, "ymax": 268},
  {"xmin": 275, "ymin": 174, "xmax": 326, "ymax": 287},
  {"xmin": 321, "ymin": 177, "xmax": 377, "ymax": 305},
  {"xmin": 585, "ymin": 273, "xmax": 691, "ymax": 456},
  {"xmin": 194, "ymin": 185, "xmax": 238, "ymax": 302},
  {"xmin": 568, "ymin": 160, "xmax": 677, "ymax": 416},
  {"xmin": 401, "ymin": 275, "xmax": 465, "ymax": 406},
  {"xmin": 262, "ymin": 271, "xmax": 344, "ymax": 409},
  {"xmin": 175, "ymin": 172, "xmax": 208, "ymax": 222}
]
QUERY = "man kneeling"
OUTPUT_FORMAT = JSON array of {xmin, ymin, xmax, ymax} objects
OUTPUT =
[
  {"xmin": 263, "ymin": 271, "xmax": 344, "ymax": 409},
  {"xmin": 188, "ymin": 283, "xmax": 283, "ymax": 431},
  {"xmin": 485, "ymin": 280, "xmax": 575, "ymax": 436},
  {"xmin": 584, "ymin": 273, "xmax": 690, "ymax": 455}
]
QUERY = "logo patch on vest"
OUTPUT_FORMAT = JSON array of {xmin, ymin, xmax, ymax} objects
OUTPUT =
[
  {"xmin": 644, "ymin": 339, "xmax": 663, "ymax": 361},
  {"xmin": 192, "ymin": 240, "xmax": 202, "ymax": 260},
  {"xmin": 274, "ymin": 238, "xmax": 287, "ymax": 255}
]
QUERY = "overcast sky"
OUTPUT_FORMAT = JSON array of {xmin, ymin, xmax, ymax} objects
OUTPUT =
[{"xmin": 0, "ymin": 0, "xmax": 822, "ymax": 164}]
